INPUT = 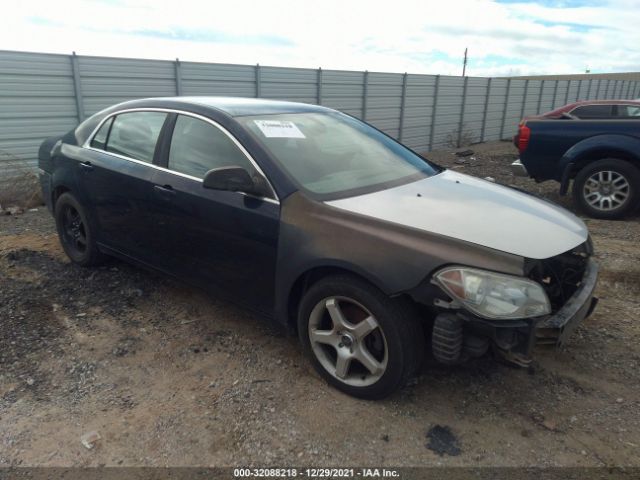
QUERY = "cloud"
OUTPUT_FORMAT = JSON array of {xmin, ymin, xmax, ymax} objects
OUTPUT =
[{"xmin": 1, "ymin": 0, "xmax": 638, "ymax": 76}]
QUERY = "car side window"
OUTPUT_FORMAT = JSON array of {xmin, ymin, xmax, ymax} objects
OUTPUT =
[
  {"xmin": 90, "ymin": 117, "xmax": 113, "ymax": 150},
  {"xmin": 571, "ymin": 105, "xmax": 613, "ymax": 118},
  {"xmin": 617, "ymin": 105, "xmax": 640, "ymax": 117},
  {"xmin": 168, "ymin": 115, "xmax": 254, "ymax": 179},
  {"xmin": 105, "ymin": 112, "xmax": 167, "ymax": 163}
]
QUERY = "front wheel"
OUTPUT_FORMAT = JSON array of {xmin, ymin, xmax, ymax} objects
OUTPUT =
[
  {"xmin": 297, "ymin": 275, "xmax": 424, "ymax": 399},
  {"xmin": 572, "ymin": 159, "xmax": 640, "ymax": 219}
]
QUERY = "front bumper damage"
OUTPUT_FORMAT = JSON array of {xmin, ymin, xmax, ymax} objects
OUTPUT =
[
  {"xmin": 535, "ymin": 258, "xmax": 598, "ymax": 347},
  {"xmin": 430, "ymin": 258, "xmax": 598, "ymax": 367}
]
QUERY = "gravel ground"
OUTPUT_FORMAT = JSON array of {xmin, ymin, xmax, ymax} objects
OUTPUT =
[{"xmin": 1, "ymin": 141, "xmax": 639, "ymax": 467}]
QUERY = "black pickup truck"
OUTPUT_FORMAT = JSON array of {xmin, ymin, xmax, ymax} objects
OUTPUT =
[{"xmin": 512, "ymin": 119, "xmax": 640, "ymax": 219}]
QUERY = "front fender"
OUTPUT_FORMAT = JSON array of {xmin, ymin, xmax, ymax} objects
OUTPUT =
[{"xmin": 273, "ymin": 191, "xmax": 524, "ymax": 327}]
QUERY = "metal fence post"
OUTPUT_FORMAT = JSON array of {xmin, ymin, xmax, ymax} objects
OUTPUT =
[
  {"xmin": 576, "ymin": 80, "xmax": 582, "ymax": 101},
  {"xmin": 70, "ymin": 52, "xmax": 85, "ymax": 122},
  {"xmin": 457, "ymin": 75, "xmax": 469, "ymax": 147},
  {"xmin": 255, "ymin": 64, "xmax": 261, "ymax": 98},
  {"xmin": 399, "ymin": 72, "xmax": 408, "ymax": 142},
  {"xmin": 536, "ymin": 80, "xmax": 544, "ymax": 114},
  {"xmin": 362, "ymin": 70, "xmax": 369, "ymax": 121},
  {"xmin": 606, "ymin": 79, "xmax": 611, "ymax": 98},
  {"xmin": 564, "ymin": 80, "xmax": 571, "ymax": 105},
  {"xmin": 499, "ymin": 78, "xmax": 511, "ymax": 140},
  {"xmin": 174, "ymin": 58, "xmax": 183, "ymax": 96},
  {"xmin": 317, "ymin": 67, "xmax": 323, "ymax": 105},
  {"xmin": 520, "ymin": 79, "xmax": 529, "ymax": 120},
  {"xmin": 428, "ymin": 75, "xmax": 440, "ymax": 151},
  {"xmin": 480, "ymin": 77, "xmax": 491, "ymax": 142},
  {"xmin": 552, "ymin": 80, "xmax": 559, "ymax": 108},
  {"xmin": 587, "ymin": 79, "xmax": 593, "ymax": 99},
  {"xmin": 596, "ymin": 79, "xmax": 601, "ymax": 98}
]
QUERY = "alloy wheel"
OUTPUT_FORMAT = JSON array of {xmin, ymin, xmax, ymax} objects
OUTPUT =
[
  {"xmin": 308, "ymin": 296, "xmax": 388, "ymax": 387},
  {"xmin": 583, "ymin": 170, "xmax": 630, "ymax": 212}
]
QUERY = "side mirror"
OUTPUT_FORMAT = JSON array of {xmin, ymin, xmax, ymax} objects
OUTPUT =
[{"xmin": 202, "ymin": 166, "xmax": 271, "ymax": 198}]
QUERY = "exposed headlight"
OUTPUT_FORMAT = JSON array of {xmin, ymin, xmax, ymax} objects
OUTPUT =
[{"xmin": 434, "ymin": 267, "xmax": 551, "ymax": 320}]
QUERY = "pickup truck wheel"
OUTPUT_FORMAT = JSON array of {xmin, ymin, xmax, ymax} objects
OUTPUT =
[
  {"xmin": 573, "ymin": 159, "xmax": 640, "ymax": 219},
  {"xmin": 55, "ymin": 192, "xmax": 106, "ymax": 266},
  {"xmin": 297, "ymin": 275, "xmax": 424, "ymax": 399}
]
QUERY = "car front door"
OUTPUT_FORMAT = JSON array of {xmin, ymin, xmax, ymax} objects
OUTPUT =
[
  {"xmin": 81, "ymin": 111, "xmax": 169, "ymax": 262},
  {"xmin": 150, "ymin": 113, "xmax": 280, "ymax": 314}
]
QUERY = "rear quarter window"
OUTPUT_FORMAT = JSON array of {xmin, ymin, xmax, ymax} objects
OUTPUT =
[{"xmin": 90, "ymin": 117, "xmax": 113, "ymax": 150}]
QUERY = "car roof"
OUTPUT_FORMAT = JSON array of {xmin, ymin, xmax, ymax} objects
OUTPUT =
[
  {"xmin": 556, "ymin": 99, "xmax": 640, "ymax": 112},
  {"xmin": 132, "ymin": 96, "xmax": 331, "ymax": 117},
  {"xmin": 536, "ymin": 99, "xmax": 640, "ymax": 118}
]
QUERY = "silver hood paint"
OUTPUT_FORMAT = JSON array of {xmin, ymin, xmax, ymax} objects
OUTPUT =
[{"xmin": 326, "ymin": 170, "xmax": 588, "ymax": 260}]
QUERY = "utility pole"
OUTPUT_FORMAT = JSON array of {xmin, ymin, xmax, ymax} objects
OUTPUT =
[{"xmin": 462, "ymin": 48, "xmax": 468, "ymax": 77}]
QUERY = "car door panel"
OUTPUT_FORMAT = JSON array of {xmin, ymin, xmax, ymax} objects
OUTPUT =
[
  {"xmin": 78, "ymin": 111, "xmax": 168, "ymax": 262},
  {"xmin": 78, "ymin": 149, "xmax": 158, "ymax": 259},
  {"xmin": 151, "ymin": 169, "xmax": 280, "ymax": 313}
]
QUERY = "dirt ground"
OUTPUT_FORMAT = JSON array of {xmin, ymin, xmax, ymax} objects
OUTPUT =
[{"xmin": 1, "ymin": 141, "xmax": 639, "ymax": 468}]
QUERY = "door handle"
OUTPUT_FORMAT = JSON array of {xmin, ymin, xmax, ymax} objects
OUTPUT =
[
  {"xmin": 79, "ymin": 161, "xmax": 94, "ymax": 172},
  {"xmin": 154, "ymin": 184, "xmax": 176, "ymax": 197}
]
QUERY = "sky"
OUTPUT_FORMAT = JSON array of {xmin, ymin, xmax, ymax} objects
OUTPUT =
[{"xmin": 1, "ymin": 0, "xmax": 639, "ymax": 76}]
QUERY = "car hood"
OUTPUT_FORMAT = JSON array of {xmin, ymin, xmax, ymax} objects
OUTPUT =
[{"xmin": 325, "ymin": 170, "xmax": 588, "ymax": 260}]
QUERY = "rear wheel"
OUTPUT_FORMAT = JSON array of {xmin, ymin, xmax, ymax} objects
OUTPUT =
[
  {"xmin": 55, "ymin": 192, "xmax": 105, "ymax": 266},
  {"xmin": 297, "ymin": 275, "xmax": 423, "ymax": 399},
  {"xmin": 573, "ymin": 159, "xmax": 639, "ymax": 219}
]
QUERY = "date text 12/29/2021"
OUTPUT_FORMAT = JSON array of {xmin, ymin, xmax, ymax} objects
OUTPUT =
[{"xmin": 233, "ymin": 468, "xmax": 400, "ymax": 478}]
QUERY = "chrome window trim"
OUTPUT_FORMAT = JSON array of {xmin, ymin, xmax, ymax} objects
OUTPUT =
[{"xmin": 82, "ymin": 107, "xmax": 280, "ymax": 204}]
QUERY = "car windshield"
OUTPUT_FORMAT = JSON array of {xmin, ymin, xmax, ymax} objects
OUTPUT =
[{"xmin": 238, "ymin": 112, "xmax": 439, "ymax": 197}]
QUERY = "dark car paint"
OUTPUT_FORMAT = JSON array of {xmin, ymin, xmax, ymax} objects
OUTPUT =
[
  {"xmin": 519, "ymin": 119, "xmax": 640, "ymax": 183},
  {"xmin": 274, "ymin": 191, "xmax": 524, "ymax": 324},
  {"xmin": 41, "ymin": 97, "xmax": 558, "ymax": 332}
]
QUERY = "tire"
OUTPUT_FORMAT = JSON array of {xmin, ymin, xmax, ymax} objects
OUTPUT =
[
  {"xmin": 54, "ymin": 192, "xmax": 106, "ymax": 266},
  {"xmin": 572, "ymin": 158, "xmax": 640, "ymax": 219},
  {"xmin": 297, "ymin": 274, "xmax": 424, "ymax": 399}
]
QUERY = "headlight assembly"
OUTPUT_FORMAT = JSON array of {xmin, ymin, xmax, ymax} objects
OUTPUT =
[{"xmin": 434, "ymin": 266, "xmax": 551, "ymax": 320}]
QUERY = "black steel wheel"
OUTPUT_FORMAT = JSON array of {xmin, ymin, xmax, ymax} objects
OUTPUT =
[{"xmin": 55, "ymin": 192, "xmax": 106, "ymax": 266}]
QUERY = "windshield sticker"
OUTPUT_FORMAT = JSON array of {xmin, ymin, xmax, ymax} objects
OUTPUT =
[{"xmin": 253, "ymin": 120, "xmax": 306, "ymax": 138}]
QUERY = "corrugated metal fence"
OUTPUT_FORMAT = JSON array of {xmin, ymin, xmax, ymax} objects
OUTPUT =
[{"xmin": 1, "ymin": 49, "xmax": 639, "ymax": 192}]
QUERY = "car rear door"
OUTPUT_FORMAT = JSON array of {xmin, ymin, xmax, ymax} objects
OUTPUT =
[
  {"xmin": 81, "ymin": 110, "xmax": 169, "ymax": 262},
  {"xmin": 150, "ymin": 113, "xmax": 280, "ymax": 314}
]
